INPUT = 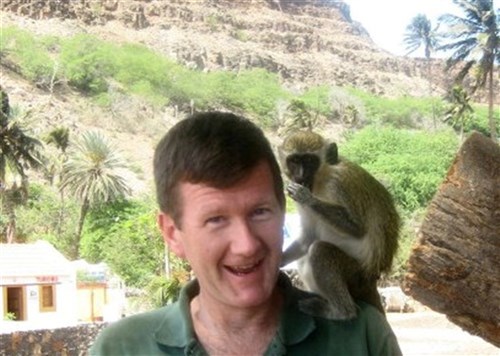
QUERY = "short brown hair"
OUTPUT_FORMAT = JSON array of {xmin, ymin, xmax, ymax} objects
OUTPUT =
[{"xmin": 154, "ymin": 111, "xmax": 285, "ymax": 225}]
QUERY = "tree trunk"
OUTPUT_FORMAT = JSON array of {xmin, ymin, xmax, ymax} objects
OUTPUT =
[
  {"xmin": 403, "ymin": 132, "xmax": 500, "ymax": 347},
  {"xmin": 427, "ymin": 57, "xmax": 436, "ymax": 129},
  {"xmin": 3, "ymin": 187, "xmax": 20, "ymax": 243},
  {"xmin": 487, "ymin": 67, "xmax": 497, "ymax": 140},
  {"xmin": 6, "ymin": 211, "xmax": 16, "ymax": 243},
  {"xmin": 74, "ymin": 198, "xmax": 89, "ymax": 259},
  {"xmin": 57, "ymin": 189, "xmax": 66, "ymax": 239}
]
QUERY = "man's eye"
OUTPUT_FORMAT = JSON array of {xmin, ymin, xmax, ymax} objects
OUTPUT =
[
  {"xmin": 205, "ymin": 216, "xmax": 225, "ymax": 225},
  {"xmin": 252, "ymin": 208, "xmax": 272, "ymax": 220}
]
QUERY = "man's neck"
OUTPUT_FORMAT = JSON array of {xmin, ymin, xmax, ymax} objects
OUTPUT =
[{"xmin": 190, "ymin": 288, "xmax": 283, "ymax": 354}]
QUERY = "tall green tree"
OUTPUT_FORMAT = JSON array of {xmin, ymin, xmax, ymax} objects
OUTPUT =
[
  {"xmin": 60, "ymin": 131, "xmax": 131, "ymax": 259},
  {"xmin": 0, "ymin": 86, "xmax": 42, "ymax": 242},
  {"xmin": 439, "ymin": 0, "xmax": 499, "ymax": 139},
  {"xmin": 404, "ymin": 14, "xmax": 441, "ymax": 126}
]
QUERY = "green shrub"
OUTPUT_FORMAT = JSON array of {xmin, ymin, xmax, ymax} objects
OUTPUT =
[
  {"xmin": 223, "ymin": 69, "xmax": 289, "ymax": 125},
  {"xmin": 1, "ymin": 26, "xmax": 57, "ymax": 85},
  {"xmin": 113, "ymin": 43, "xmax": 178, "ymax": 102},
  {"xmin": 347, "ymin": 88, "xmax": 445, "ymax": 128},
  {"xmin": 231, "ymin": 29, "xmax": 249, "ymax": 42},
  {"xmin": 168, "ymin": 68, "xmax": 215, "ymax": 108},
  {"xmin": 61, "ymin": 34, "xmax": 116, "ymax": 94},
  {"xmin": 342, "ymin": 126, "xmax": 458, "ymax": 212},
  {"xmin": 206, "ymin": 14, "xmax": 221, "ymax": 32},
  {"xmin": 463, "ymin": 104, "xmax": 499, "ymax": 136},
  {"xmin": 298, "ymin": 85, "xmax": 333, "ymax": 117}
]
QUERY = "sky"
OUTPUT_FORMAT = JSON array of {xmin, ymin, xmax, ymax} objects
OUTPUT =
[{"xmin": 347, "ymin": 0, "xmax": 499, "ymax": 58}]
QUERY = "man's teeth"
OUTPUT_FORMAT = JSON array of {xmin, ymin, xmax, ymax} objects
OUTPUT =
[{"xmin": 227, "ymin": 262, "xmax": 259, "ymax": 274}]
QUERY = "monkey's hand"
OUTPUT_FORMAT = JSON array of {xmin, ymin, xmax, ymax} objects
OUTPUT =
[{"xmin": 287, "ymin": 182, "xmax": 314, "ymax": 205}]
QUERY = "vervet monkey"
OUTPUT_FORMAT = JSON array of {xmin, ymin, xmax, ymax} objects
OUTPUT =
[{"xmin": 279, "ymin": 131, "xmax": 400, "ymax": 319}]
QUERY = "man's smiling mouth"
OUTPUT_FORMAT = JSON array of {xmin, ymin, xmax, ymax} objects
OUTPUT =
[{"xmin": 225, "ymin": 260, "xmax": 263, "ymax": 275}]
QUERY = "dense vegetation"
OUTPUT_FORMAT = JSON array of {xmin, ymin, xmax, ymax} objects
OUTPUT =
[{"xmin": 0, "ymin": 20, "xmax": 494, "ymax": 303}]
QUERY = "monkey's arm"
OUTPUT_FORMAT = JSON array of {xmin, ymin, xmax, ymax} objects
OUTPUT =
[
  {"xmin": 281, "ymin": 240, "xmax": 308, "ymax": 267},
  {"xmin": 287, "ymin": 182, "xmax": 364, "ymax": 238}
]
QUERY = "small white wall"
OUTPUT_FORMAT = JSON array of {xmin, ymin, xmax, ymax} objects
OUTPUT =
[{"xmin": 27, "ymin": 277, "xmax": 78, "ymax": 327}]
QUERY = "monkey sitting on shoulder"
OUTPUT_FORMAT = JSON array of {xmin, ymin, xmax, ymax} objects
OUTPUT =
[{"xmin": 279, "ymin": 130, "xmax": 400, "ymax": 320}]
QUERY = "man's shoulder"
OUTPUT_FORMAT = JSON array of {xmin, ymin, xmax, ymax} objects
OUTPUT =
[
  {"xmin": 312, "ymin": 301, "xmax": 389, "ymax": 328},
  {"xmin": 89, "ymin": 304, "xmax": 176, "ymax": 355},
  {"xmin": 353, "ymin": 301, "xmax": 394, "ymax": 328},
  {"xmin": 108, "ymin": 305, "xmax": 172, "ymax": 330}
]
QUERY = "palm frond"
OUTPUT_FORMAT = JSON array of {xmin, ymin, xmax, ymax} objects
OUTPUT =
[
  {"xmin": 61, "ymin": 131, "xmax": 131, "ymax": 205},
  {"xmin": 440, "ymin": 0, "xmax": 498, "ymax": 139}
]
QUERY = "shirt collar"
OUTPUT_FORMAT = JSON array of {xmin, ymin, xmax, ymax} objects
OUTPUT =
[
  {"xmin": 153, "ymin": 278, "xmax": 199, "ymax": 348},
  {"xmin": 153, "ymin": 272, "xmax": 317, "ymax": 351}
]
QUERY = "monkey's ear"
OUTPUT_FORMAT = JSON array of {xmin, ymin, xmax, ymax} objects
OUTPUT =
[{"xmin": 325, "ymin": 142, "xmax": 338, "ymax": 165}]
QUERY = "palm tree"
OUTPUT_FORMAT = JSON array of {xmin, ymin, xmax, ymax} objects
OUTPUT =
[
  {"xmin": 0, "ymin": 87, "xmax": 42, "ymax": 187},
  {"xmin": 0, "ymin": 86, "xmax": 42, "ymax": 243},
  {"xmin": 404, "ymin": 14, "xmax": 441, "ymax": 126},
  {"xmin": 43, "ymin": 126, "xmax": 70, "ymax": 185},
  {"xmin": 444, "ymin": 85, "xmax": 474, "ymax": 141},
  {"xmin": 404, "ymin": 14, "xmax": 440, "ymax": 59},
  {"xmin": 60, "ymin": 131, "xmax": 131, "ymax": 259},
  {"xmin": 44, "ymin": 126, "xmax": 71, "ymax": 238},
  {"xmin": 439, "ymin": 0, "xmax": 499, "ymax": 139}
]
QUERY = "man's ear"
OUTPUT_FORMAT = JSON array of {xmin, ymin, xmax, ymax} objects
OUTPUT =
[{"xmin": 157, "ymin": 212, "xmax": 186, "ymax": 259}]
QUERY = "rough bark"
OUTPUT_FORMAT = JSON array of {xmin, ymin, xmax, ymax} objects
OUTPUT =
[{"xmin": 404, "ymin": 132, "xmax": 500, "ymax": 347}]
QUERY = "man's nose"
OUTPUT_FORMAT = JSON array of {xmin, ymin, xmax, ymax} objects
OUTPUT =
[{"xmin": 230, "ymin": 220, "xmax": 261, "ymax": 256}]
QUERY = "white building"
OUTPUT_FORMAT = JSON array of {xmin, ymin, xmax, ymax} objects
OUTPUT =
[{"xmin": 0, "ymin": 241, "xmax": 77, "ymax": 330}]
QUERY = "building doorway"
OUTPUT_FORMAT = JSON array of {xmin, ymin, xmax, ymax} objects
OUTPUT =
[{"xmin": 4, "ymin": 286, "xmax": 25, "ymax": 321}]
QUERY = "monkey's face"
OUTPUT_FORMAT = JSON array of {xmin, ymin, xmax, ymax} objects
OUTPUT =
[{"xmin": 286, "ymin": 153, "xmax": 320, "ymax": 190}]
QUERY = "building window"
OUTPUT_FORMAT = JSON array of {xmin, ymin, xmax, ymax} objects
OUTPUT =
[{"xmin": 39, "ymin": 285, "xmax": 56, "ymax": 312}]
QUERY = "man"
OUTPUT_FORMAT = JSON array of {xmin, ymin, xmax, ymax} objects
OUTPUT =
[{"xmin": 90, "ymin": 111, "xmax": 401, "ymax": 355}]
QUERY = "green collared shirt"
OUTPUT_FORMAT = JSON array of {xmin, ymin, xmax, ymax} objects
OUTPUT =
[{"xmin": 90, "ymin": 273, "xmax": 401, "ymax": 355}]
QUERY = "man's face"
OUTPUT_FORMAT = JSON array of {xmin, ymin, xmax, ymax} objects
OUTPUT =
[{"xmin": 158, "ymin": 161, "xmax": 284, "ymax": 309}]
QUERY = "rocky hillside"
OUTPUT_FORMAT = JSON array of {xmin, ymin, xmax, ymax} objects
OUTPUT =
[
  {"xmin": 1, "ymin": 0, "xmax": 449, "ymax": 97},
  {"xmin": 0, "ymin": 0, "xmax": 475, "ymax": 193}
]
